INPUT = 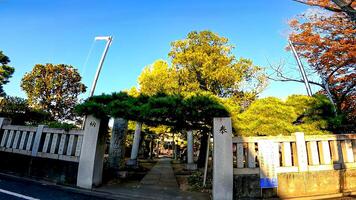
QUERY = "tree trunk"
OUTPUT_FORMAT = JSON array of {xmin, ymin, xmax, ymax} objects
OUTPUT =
[{"xmin": 197, "ymin": 132, "xmax": 208, "ymax": 168}]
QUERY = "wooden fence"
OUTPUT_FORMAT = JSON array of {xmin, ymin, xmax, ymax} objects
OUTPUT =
[
  {"xmin": 232, "ymin": 132, "xmax": 356, "ymax": 175},
  {"xmin": 0, "ymin": 122, "xmax": 84, "ymax": 162}
]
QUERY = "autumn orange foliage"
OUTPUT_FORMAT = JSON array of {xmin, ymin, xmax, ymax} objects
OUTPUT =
[
  {"xmin": 289, "ymin": 3, "xmax": 356, "ymax": 123},
  {"xmin": 295, "ymin": 0, "xmax": 356, "ymax": 21}
]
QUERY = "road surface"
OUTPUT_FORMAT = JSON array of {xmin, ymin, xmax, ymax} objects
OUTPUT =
[{"xmin": 0, "ymin": 175, "xmax": 110, "ymax": 200}]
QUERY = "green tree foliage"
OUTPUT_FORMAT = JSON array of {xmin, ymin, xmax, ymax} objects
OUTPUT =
[
  {"xmin": 235, "ymin": 95, "xmax": 335, "ymax": 136},
  {"xmin": 0, "ymin": 51, "xmax": 15, "ymax": 96},
  {"xmin": 75, "ymin": 91, "xmax": 230, "ymax": 132},
  {"xmin": 0, "ymin": 96, "xmax": 52, "ymax": 125},
  {"xmin": 21, "ymin": 64, "xmax": 86, "ymax": 120},
  {"xmin": 138, "ymin": 60, "xmax": 179, "ymax": 96},
  {"xmin": 137, "ymin": 30, "xmax": 266, "ymax": 167},
  {"xmin": 137, "ymin": 31, "xmax": 267, "ymax": 106},
  {"xmin": 169, "ymin": 30, "xmax": 267, "ymax": 103}
]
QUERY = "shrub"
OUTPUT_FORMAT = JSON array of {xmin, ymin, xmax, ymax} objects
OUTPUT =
[
  {"xmin": 0, "ymin": 96, "xmax": 52, "ymax": 125},
  {"xmin": 235, "ymin": 95, "xmax": 335, "ymax": 136}
]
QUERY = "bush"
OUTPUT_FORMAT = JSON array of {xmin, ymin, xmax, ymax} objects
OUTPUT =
[
  {"xmin": 43, "ymin": 121, "xmax": 77, "ymax": 131},
  {"xmin": 0, "ymin": 96, "xmax": 52, "ymax": 125},
  {"xmin": 187, "ymin": 171, "xmax": 204, "ymax": 191},
  {"xmin": 235, "ymin": 95, "xmax": 336, "ymax": 136},
  {"xmin": 187, "ymin": 171, "xmax": 212, "ymax": 191}
]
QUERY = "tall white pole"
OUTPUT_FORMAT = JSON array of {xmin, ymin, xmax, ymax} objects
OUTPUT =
[
  {"xmin": 81, "ymin": 36, "xmax": 113, "ymax": 130},
  {"xmin": 289, "ymin": 40, "xmax": 313, "ymax": 96},
  {"xmin": 203, "ymin": 133, "xmax": 210, "ymax": 186},
  {"xmin": 89, "ymin": 36, "xmax": 113, "ymax": 97}
]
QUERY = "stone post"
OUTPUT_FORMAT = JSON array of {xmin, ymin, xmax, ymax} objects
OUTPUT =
[
  {"xmin": 186, "ymin": 130, "xmax": 197, "ymax": 170},
  {"xmin": 77, "ymin": 115, "xmax": 105, "ymax": 189},
  {"xmin": 0, "ymin": 118, "xmax": 11, "ymax": 129},
  {"xmin": 127, "ymin": 122, "xmax": 142, "ymax": 166},
  {"xmin": 31, "ymin": 125, "xmax": 47, "ymax": 157},
  {"xmin": 109, "ymin": 118, "xmax": 128, "ymax": 170},
  {"xmin": 293, "ymin": 132, "xmax": 308, "ymax": 172},
  {"xmin": 213, "ymin": 117, "xmax": 233, "ymax": 200}
]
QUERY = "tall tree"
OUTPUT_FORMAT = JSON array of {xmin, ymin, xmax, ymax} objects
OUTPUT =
[
  {"xmin": 288, "ymin": 8, "xmax": 355, "ymax": 122},
  {"xmin": 169, "ymin": 30, "xmax": 266, "ymax": 102},
  {"xmin": 21, "ymin": 64, "xmax": 86, "ymax": 120},
  {"xmin": 168, "ymin": 30, "xmax": 266, "ymax": 167},
  {"xmin": 0, "ymin": 51, "xmax": 15, "ymax": 96}
]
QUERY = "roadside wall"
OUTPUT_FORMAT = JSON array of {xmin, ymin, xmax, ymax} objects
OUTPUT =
[
  {"xmin": 233, "ymin": 168, "xmax": 356, "ymax": 199},
  {"xmin": 0, "ymin": 151, "xmax": 78, "ymax": 184}
]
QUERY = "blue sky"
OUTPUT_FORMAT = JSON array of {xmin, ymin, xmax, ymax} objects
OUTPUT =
[{"xmin": 0, "ymin": 0, "xmax": 318, "ymax": 99}]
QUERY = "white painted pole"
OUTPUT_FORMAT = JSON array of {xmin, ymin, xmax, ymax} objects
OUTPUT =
[
  {"xmin": 89, "ymin": 36, "xmax": 113, "ymax": 97},
  {"xmin": 289, "ymin": 40, "xmax": 312, "ymax": 96},
  {"xmin": 81, "ymin": 36, "xmax": 113, "ymax": 129},
  {"xmin": 203, "ymin": 133, "xmax": 210, "ymax": 187}
]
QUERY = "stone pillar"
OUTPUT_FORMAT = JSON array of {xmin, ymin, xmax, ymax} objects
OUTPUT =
[
  {"xmin": 127, "ymin": 122, "xmax": 142, "ymax": 166},
  {"xmin": 293, "ymin": 132, "xmax": 308, "ymax": 172},
  {"xmin": 0, "ymin": 118, "xmax": 11, "ymax": 129},
  {"xmin": 149, "ymin": 139, "xmax": 154, "ymax": 159},
  {"xmin": 109, "ymin": 118, "xmax": 128, "ymax": 170},
  {"xmin": 213, "ymin": 117, "xmax": 233, "ymax": 200},
  {"xmin": 186, "ymin": 130, "xmax": 197, "ymax": 170},
  {"xmin": 77, "ymin": 115, "xmax": 105, "ymax": 189},
  {"xmin": 155, "ymin": 140, "xmax": 160, "ymax": 158}
]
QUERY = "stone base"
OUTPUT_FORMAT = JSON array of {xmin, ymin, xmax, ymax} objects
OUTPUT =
[
  {"xmin": 126, "ymin": 159, "xmax": 138, "ymax": 168},
  {"xmin": 186, "ymin": 163, "xmax": 197, "ymax": 170},
  {"xmin": 116, "ymin": 171, "xmax": 128, "ymax": 178}
]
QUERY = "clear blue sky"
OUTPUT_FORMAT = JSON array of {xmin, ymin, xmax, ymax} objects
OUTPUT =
[{"xmin": 0, "ymin": 0, "xmax": 317, "ymax": 99}]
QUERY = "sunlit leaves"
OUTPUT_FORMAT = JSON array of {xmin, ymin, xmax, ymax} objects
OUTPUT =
[
  {"xmin": 235, "ymin": 95, "xmax": 334, "ymax": 136},
  {"xmin": 21, "ymin": 64, "xmax": 86, "ymax": 120},
  {"xmin": 169, "ymin": 31, "xmax": 267, "ymax": 100}
]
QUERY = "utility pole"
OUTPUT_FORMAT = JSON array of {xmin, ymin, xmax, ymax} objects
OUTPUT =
[
  {"xmin": 81, "ymin": 36, "xmax": 112, "ymax": 129},
  {"xmin": 289, "ymin": 40, "xmax": 313, "ymax": 96},
  {"xmin": 89, "ymin": 36, "xmax": 113, "ymax": 97}
]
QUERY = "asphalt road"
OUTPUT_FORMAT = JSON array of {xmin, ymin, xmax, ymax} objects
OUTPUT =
[{"xmin": 0, "ymin": 175, "xmax": 110, "ymax": 200}]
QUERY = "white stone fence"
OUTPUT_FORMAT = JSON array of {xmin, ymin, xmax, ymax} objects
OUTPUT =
[
  {"xmin": 0, "ymin": 116, "xmax": 105, "ymax": 189},
  {"xmin": 0, "ymin": 118, "xmax": 84, "ymax": 162},
  {"xmin": 232, "ymin": 132, "xmax": 356, "ymax": 175},
  {"xmin": 212, "ymin": 117, "xmax": 356, "ymax": 200}
]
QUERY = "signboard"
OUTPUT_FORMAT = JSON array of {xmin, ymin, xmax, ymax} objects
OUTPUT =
[{"xmin": 258, "ymin": 140, "xmax": 278, "ymax": 188}]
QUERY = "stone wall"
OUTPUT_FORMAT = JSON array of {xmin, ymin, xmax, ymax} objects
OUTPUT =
[
  {"xmin": 0, "ymin": 151, "xmax": 78, "ymax": 185},
  {"xmin": 233, "ymin": 168, "xmax": 356, "ymax": 199}
]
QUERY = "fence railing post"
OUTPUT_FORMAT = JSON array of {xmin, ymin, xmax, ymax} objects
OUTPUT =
[
  {"xmin": 77, "ymin": 115, "xmax": 105, "ymax": 189},
  {"xmin": 31, "ymin": 125, "xmax": 46, "ymax": 156},
  {"xmin": 0, "ymin": 118, "xmax": 11, "ymax": 129},
  {"xmin": 293, "ymin": 132, "xmax": 308, "ymax": 172},
  {"xmin": 213, "ymin": 117, "xmax": 233, "ymax": 200}
]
